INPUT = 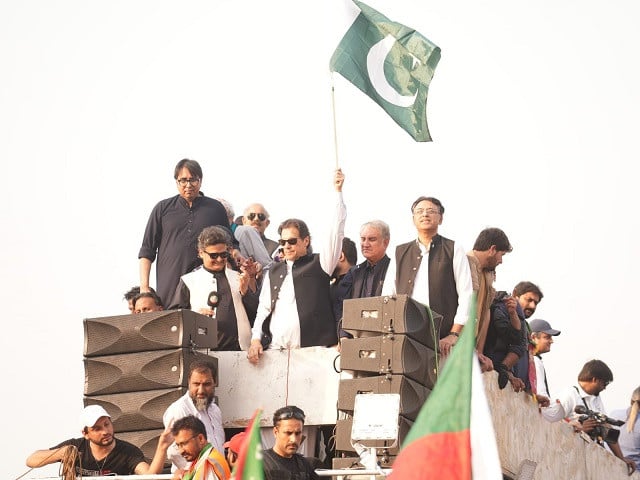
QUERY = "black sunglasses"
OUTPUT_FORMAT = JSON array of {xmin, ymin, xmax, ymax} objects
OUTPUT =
[
  {"xmin": 203, "ymin": 251, "xmax": 230, "ymax": 260},
  {"xmin": 278, "ymin": 238, "xmax": 299, "ymax": 246},
  {"xmin": 276, "ymin": 409, "xmax": 305, "ymax": 422},
  {"xmin": 247, "ymin": 212, "xmax": 266, "ymax": 221}
]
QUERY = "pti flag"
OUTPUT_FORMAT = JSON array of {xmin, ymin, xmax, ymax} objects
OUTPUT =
[
  {"xmin": 231, "ymin": 409, "xmax": 264, "ymax": 480},
  {"xmin": 330, "ymin": 0, "xmax": 441, "ymax": 142},
  {"xmin": 388, "ymin": 307, "xmax": 502, "ymax": 479}
]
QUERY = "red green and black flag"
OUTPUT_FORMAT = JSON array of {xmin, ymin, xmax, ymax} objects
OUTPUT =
[
  {"xmin": 231, "ymin": 408, "xmax": 264, "ymax": 480},
  {"xmin": 388, "ymin": 307, "xmax": 502, "ymax": 479}
]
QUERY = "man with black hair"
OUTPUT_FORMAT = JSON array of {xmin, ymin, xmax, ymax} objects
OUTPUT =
[
  {"xmin": 133, "ymin": 289, "xmax": 164, "ymax": 313},
  {"xmin": 543, "ymin": 360, "xmax": 636, "ymax": 474},
  {"xmin": 163, "ymin": 360, "xmax": 225, "ymax": 472},
  {"xmin": 262, "ymin": 405, "xmax": 320, "ymax": 480},
  {"xmin": 123, "ymin": 286, "xmax": 140, "ymax": 313},
  {"xmin": 171, "ymin": 415, "xmax": 230, "ymax": 480},
  {"xmin": 467, "ymin": 227, "xmax": 513, "ymax": 373},
  {"xmin": 247, "ymin": 169, "xmax": 346, "ymax": 364},
  {"xmin": 383, "ymin": 196, "xmax": 472, "ymax": 357},
  {"xmin": 170, "ymin": 225, "xmax": 258, "ymax": 351},
  {"xmin": 138, "ymin": 158, "xmax": 233, "ymax": 307},
  {"xmin": 330, "ymin": 236, "xmax": 358, "ymax": 322}
]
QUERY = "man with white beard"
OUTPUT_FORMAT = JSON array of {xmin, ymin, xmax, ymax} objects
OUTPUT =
[{"xmin": 163, "ymin": 360, "xmax": 224, "ymax": 471}]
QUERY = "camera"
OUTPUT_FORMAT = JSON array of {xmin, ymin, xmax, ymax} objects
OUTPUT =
[{"xmin": 574, "ymin": 405, "xmax": 624, "ymax": 444}]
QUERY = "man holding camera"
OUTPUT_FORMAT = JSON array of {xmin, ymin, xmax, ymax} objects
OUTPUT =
[{"xmin": 543, "ymin": 359, "xmax": 636, "ymax": 474}]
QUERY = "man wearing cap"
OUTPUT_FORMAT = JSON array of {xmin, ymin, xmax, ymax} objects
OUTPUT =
[
  {"xmin": 223, "ymin": 431, "xmax": 247, "ymax": 469},
  {"xmin": 26, "ymin": 404, "xmax": 173, "ymax": 476},
  {"xmin": 529, "ymin": 319, "xmax": 561, "ymax": 398}
]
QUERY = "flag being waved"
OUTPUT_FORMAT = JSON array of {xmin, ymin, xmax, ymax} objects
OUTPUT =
[
  {"xmin": 330, "ymin": 0, "xmax": 441, "ymax": 142},
  {"xmin": 231, "ymin": 409, "xmax": 264, "ymax": 480},
  {"xmin": 388, "ymin": 302, "xmax": 502, "ymax": 479}
]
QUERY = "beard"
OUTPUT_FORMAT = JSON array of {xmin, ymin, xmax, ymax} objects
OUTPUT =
[{"xmin": 191, "ymin": 393, "xmax": 213, "ymax": 411}]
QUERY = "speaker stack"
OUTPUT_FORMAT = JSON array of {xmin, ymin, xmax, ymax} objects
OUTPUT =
[
  {"xmin": 333, "ymin": 295, "xmax": 443, "ymax": 470},
  {"xmin": 82, "ymin": 309, "xmax": 217, "ymax": 462}
]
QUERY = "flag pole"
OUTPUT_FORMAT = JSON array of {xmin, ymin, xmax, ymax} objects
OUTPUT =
[{"xmin": 331, "ymin": 74, "xmax": 339, "ymax": 169}]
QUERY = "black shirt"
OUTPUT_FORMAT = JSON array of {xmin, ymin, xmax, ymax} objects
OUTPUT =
[{"xmin": 262, "ymin": 448, "xmax": 320, "ymax": 480}]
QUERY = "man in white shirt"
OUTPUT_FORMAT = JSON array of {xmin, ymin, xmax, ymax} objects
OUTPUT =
[
  {"xmin": 247, "ymin": 169, "xmax": 346, "ymax": 361},
  {"xmin": 529, "ymin": 318, "xmax": 561, "ymax": 398},
  {"xmin": 382, "ymin": 196, "xmax": 472, "ymax": 357},
  {"xmin": 542, "ymin": 359, "xmax": 636, "ymax": 473},
  {"xmin": 163, "ymin": 360, "xmax": 225, "ymax": 471}
]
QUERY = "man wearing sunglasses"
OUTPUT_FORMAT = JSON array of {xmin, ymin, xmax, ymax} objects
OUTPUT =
[
  {"xmin": 242, "ymin": 203, "xmax": 279, "ymax": 255},
  {"xmin": 170, "ymin": 226, "xmax": 258, "ymax": 351},
  {"xmin": 138, "ymin": 159, "xmax": 235, "ymax": 309},
  {"xmin": 247, "ymin": 169, "xmax": 346, "ymax": 364},
  {"xmin": 262, "ymin": 406, "xmax": 320, "ymax": 480}
]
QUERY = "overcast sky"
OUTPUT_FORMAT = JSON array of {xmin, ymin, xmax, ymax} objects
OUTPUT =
[{"xmin": 3, "ymin": 0, "xmax": 640, "ymax": 478}]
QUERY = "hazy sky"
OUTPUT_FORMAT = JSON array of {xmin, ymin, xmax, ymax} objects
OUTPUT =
[{"xmin": 3, "ymin": 1, "xmax": 640, "ymax": 478}]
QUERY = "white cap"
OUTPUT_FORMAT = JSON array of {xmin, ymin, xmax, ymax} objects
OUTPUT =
[{"xmin": 80, "ymin": 404, "xmax": 110, "ymax": 431}]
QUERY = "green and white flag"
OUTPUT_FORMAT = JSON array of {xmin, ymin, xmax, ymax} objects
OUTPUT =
[{"xmin": 330, "ymin": 0, "xmax": 441, "ymax": 142}]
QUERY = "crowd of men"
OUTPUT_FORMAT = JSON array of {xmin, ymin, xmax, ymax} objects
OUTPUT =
[{"xmin": 25, "ymin": 158, "xmax": 638, "ymax": 478}]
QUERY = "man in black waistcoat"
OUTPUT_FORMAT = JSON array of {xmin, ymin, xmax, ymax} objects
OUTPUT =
[{"xmin": 247, "ymin": 169, "xmax": 346, "ymax": 364}]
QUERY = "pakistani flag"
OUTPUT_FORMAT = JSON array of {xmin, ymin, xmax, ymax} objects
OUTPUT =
[
  {"xmin": 330, "ymin": 0, "xmax": 441, "ymax": 142},
  {"xmin": 388, "ymin": 301, "xmax": 502, "ymax": 479},
  {"xmin": 231, "ymin": 409, "xmax": 264, "ymax": 480}
]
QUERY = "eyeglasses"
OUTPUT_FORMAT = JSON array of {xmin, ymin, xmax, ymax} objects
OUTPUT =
[
  {"xmin": 175, "ymin": 435, "xmax": 197, "ymax": 449},
  {"xmin": 278, "ymin": 238, "xmax": 299, "ymax": 246},
  {"xmin": 176, "ymin": 177, "xmax": 200, "ymax": 186},
  {"xmin": 413, "ymin": 208, "xmax": 440, "ymax": 216},
  {"xmin": 275, "ymin": 409, "xmax": 305, "ymax": 422},
  {"xmin": 203, "ymin": 251, "xmax": 230, "ymax": 260},
  {"xmin": 247, "ymin": 212, "xmax": 266, "ymax": 221}
]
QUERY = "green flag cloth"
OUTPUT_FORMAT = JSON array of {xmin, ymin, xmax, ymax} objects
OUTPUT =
[
  {"xmin": 231, "ymin": 409, "xmax": 264, "ymax": 480},
  {"xmin": 330, "ymin": 0, "xmax": 441, "ymax": 141},
  {"xmin": 388, "ymin": 298, "xmax": 502, "ymax": 479}
]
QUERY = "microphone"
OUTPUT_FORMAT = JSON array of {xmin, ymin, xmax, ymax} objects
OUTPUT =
[{"xmin": 207, "ymin": 291, "xmax": 219, "ymax": 318}]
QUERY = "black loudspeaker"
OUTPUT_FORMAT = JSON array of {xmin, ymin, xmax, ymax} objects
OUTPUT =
[
  {"xmin": 337, "ymin": 375, "xmax": 430, "ymax": 421},
  {"xmin": 340, "ymin": 336, "xmax": 438, "ymax": 389},
  {"xmin": 342, "ymin": 295, "xmax": 443, "ymax": 349},
  {"xmin": 334, "ymin": 416, "xmax": 413, "ymax": 455},
  {"xmin": 116, "ymin": 429, "xmax": 164, "ymax": 462},
  {"xmin": 83, "ymin": 310, "xmax": 216, "ymax": 357},
  {"xmin": 84, "ymin": 348, "xmax": 217, "ymax": 395},
  {"xmin": 84, "ymin": 387, "xmax": 186, "ymax": 432}
]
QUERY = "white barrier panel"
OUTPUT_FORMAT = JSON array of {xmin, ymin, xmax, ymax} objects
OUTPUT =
[{"xmin": 214, "ymin": 346, "xmax": 341, "ymax": 427}]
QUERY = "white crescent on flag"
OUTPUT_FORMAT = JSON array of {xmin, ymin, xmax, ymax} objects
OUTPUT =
[{"xmin": 366, "ymin": 34, "xmax": 418, "ymax": 108}]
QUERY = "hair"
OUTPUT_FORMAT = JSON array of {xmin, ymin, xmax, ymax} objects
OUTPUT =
[
  {"xmin": 577, "ymin": 359, "xmax": 613, "ymax": 383},
  {"xmin": 628, "ymin": 386, "xmax": 640, "ymax": 433},
  {"xmin": 171, "ymin": 414, "xmax": 207, "ymax": 438},
  {"xmin": 472, "ymin": 228, "xmax": 513, "ymax": 253},
  {"xmin": 174, "ymin": 158, "xmax": 203, "ymax": 180},
  {"xmin": 216, "ymin": 198, "xmax": 235, "ymax": 221},
  {"xmin": 189, "ymin": 359, "xmax": 218, "ymax": 384},
  {"xmin": 342, "ymin": 237, "xmax": 357, "ymax": 266},
  {"xmin": 133, "ymin": 290, "xmax": 163, "ymax": 308},
  {"xmin": 278, "ymin": 218, "xmax": 312, "ymax": 253},
  {"xmin": 243, "ymin": 203, "xmax": 270, "ymax": 219},
  {"xmin": 411, "ymin": 196, "xmax": 444, "ymax": 214},
  {"xmin": 512, "ymin": 281, "xmax": 544, "ymax": 301},
  {"xmin": 273, "ymin": 405, "xmax": 306, "ymax": 427},
  {"xmin": 123, "ymin": 286, "xmax": 140, "ymax": 301},
  {"xmin": 360, "ymin": 220, "xmax": 391, "ymax": 241},
  {"xmin": 198, "ymin": 226, "xmax": 233, "ymax": 251}
]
